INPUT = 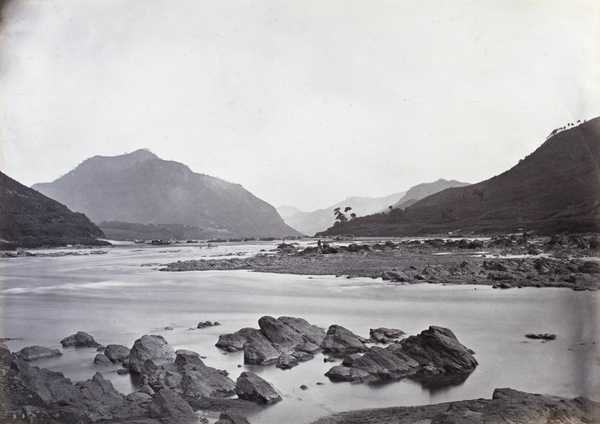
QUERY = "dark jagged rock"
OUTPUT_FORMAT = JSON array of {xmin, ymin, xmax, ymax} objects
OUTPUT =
[
  {"xmin": 321, "ymin": 325, "xmax": 367, "ymax": 354},
  {"xmin": 15, "ymin": 346, "xmax": 62, "ymax": 362},
  {"xmin": 148, "ymin": 388, "xmax": 197, "ymax": 424},
  {"xmin": 216, "ymin": 316, "xmax": 326, "ymax": 366},
  {"xmin": 2, "ymin": 357, "xmax": 150, "ymax": 423},
  {"xmin": 235, "ymin": 371, "xmax": 282, "ymax": 404},
  {"xmin": 400, "ymin": 326, "xmax": 478, "ymax": 374},
  {"xmin": 326, "ymin": 344, "xmax": 421, "ymax": 383},
  {"xmin": 128, "ymin": 335, "xmax": 176, "ymax": 374},
  {"xmin": 143, "ymin": 349, "xmax": 236, "ymax": 399},
  {"xmin": 216, "ymin": 327, "xmax": 261, "ymax": 352},
  {"xmin": 60, "ymin": 331, "xmax": 101, "ymax": 348},
  {"xmin": 104, "ymin": 344, "xmax": 130, "ymax": 363},
  {"xmin": 326, "ymin": 326, "xmax": 477, "ymax": 383}
]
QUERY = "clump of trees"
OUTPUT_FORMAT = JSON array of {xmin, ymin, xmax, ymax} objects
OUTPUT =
[{"xmin": 333, "ymin": 206, "xmax": 356, "ymax": 225}]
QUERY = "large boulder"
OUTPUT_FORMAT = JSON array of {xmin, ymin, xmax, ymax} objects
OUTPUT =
[
  {"xmin": 148, "ymin": 388, "xmax": 197, "ymax": 424},
  {"xmin": 60, "ymin": 331, "xmax": 101, "ymax": 348},
  {"xmin": 217, "ymin": 316, "xmax": 326, "ymax": 365},
  {"xmin": 400, "ymin": 326, "xmax": 478, "ymax": 374},
  {"xmin": 235, "ymin": 371, "xmax": 282, "ymax": 404},
  {"xmin": 15, "ymin": 346, "xmax": 62, "ymax": 362},
  {"xmin": 321, "ymin": 325, "xmax": 367, "ymax": 354},
  {"xmin": 142, "ymin": 349, "xmax": 236, "ymax": 399},
  {"xmin": 128, "ymin": 335, "xmax": 176, "ymax": 374},
  {"xmin": 216, "ymin": 327, "xmax": 261, "ymax": 352},
  {"xmin": 243, "ymin": 332, "xmax": 282, "ymax": 365},
  {"xmin": 103, "ymin": 344, "xmax": 130, "ymax": 363},
  {"xmin": 325, "ymin": 344, "xmax": 421, "ymax": 383}
]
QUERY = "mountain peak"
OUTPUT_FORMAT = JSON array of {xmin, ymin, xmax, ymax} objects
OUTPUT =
[{"xmin": 128, "ymin": 149, "xmax": 158, "ymax": 159}]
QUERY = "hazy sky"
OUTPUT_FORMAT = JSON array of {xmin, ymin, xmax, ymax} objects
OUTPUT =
[{"xmin": 1, "ymin": 0, "xmax": 599, "ymax": 211}]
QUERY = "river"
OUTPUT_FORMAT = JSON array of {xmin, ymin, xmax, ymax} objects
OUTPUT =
[{"xmin": 1, "ymin": 241, "xmax": 598, "ymax": 423}]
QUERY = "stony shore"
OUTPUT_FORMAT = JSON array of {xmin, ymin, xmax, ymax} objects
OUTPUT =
[{"xmin": 162, "ymin": 234, "xmax": 600, "ymax": 291}]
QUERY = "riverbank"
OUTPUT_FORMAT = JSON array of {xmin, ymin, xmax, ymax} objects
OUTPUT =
[
  {"xmin": 162, "ymin": 235, "xmax": 600, "ymax": 290},
  {"xmin": 310, "ymin": 388, "xmax": 600, "ymax": 424}
]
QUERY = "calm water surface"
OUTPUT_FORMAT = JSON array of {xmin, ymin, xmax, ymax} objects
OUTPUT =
[{"xmin": 1, "ymin": 242, "xmax": 598, "ymax": 423}]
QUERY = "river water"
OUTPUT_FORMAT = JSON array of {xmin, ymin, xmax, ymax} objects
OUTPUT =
[{"xmin": 1, "ymin": 242, "xmax": 598, "ymax": 423}]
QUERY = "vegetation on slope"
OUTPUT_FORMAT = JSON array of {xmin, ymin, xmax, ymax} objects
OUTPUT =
[
  {"xmin": 0, "ymin": 172, "xmax": 108, "ymax": 248},
  {"xmin": 319, "ymin": 117, "xmax": 600, "ymax": 236}
]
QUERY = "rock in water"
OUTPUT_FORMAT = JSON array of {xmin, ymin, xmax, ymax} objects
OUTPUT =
[
  {"xmin": 128, "ymin": 335, "xmax": 176, "ymax": 374},
  {"xmin": 142, "ymin": 349, "xmax": 236, "ymax": 399},
  {"xmin": 400, "ymin": 326, "xmax": 478, "ymax": 374},
  {"xmin": 60, "ymin": 331, "xmax": 101, "ymax": 348},
  {"xmin": 321, "ymin": 325, "xmax": 367, "ymax": 353},
  {"xmin": 235, "ymin": 371, "xmax": 282, "ymax": 404},
  {"xmin": 103, "ymin": 344, "xmax": 130, "ymax": 363},
  {"xmin": 148, "ymin": 388, "xmax": 197, "ymax": 424},
  {"xmin": 325, "ymin": 344, "xmax": 421, "ymax": 383},
  {"xmin": 93, "ymin": 353, "xmax": 112, "ymax": 365},
  {"xmin": 16, "ymin": 346, "xmax": 62, "ymax": 361},
  {"xmin": 326, "ymin": 326, "xmax": 478, "ymax": 383}
]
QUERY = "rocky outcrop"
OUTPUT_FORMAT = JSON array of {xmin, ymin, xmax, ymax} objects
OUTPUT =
[
  {"xmin": 235, "ymin": 372, "xmax": 282, "ymax": 404},
  {"xmin": 142, "ymin": 349, "xmax": 236, "ymax": 399},
  {"xmin": 401, "ymin": 326, "xmax": 478, "ymax": 374},
  {"xmin": 216, "ymin": 316, "xmax": 326, "ymax": 367},
  {"xmin": 2, "ymin": 357, "xmax": 150, "ymax": 423},
  {"xmin": 15, "ymin": 346, "xmax": 62, "ymax": 362},
  {"xmin": 60, "ymin": 331, "xmax": 101, "ymax": 349},
  {"xmin": 128, "ymin": 335, "xmax": 176, "ymax": 374},
  {"xmin": 311, "ymin": 388, "xmax": 600, "ymax": 424},
  {"xmin": 325, "ymin": 326, "xmax": 477, "ymax": 383}
]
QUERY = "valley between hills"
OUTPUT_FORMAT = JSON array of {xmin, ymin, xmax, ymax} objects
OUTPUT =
[{"xmin": 1, "ymin": 118, "xmax": 599, "ymax": 424}]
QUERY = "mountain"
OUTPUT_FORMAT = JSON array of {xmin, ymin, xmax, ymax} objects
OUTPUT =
[
  {"xmin": 389, "ymin": 179, "xmax": 470, "ymax": 211},
  {"xmin": 318, "ymin": 117, "xmax": 600, "ymax": 236},
  {"xmin": 278, "ymin": 192, "xmax": 406, "ymax": 236},
  {"xmin": 32, "ymin": 150, "xmax": 301, "ymax": 239},
  {"xmin": 0, "ymin": 171, "xmax": 107, "ymax": 248}
]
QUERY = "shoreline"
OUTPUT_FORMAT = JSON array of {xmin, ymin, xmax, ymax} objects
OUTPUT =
[{"xmin": 161, "ymin": 235, "xmax": 600, "ymax": 291}]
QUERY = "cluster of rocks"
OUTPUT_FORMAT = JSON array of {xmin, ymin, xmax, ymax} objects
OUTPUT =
[
  {"xmin": 1, "ymin": 331, "xmax": 283, "ymax": 424},
  {"xmin": 325, "ymin": 326, "xmax": 478, "ymax": 383},
  {"xmin": 216, "ymin": 316, "xmax": 477, "ymax": 385}
]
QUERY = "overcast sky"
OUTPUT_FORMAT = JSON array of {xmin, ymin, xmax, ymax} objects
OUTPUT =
[{"xmin": 1, "ymin": 0, "xmax": 599, "ymax": 211}]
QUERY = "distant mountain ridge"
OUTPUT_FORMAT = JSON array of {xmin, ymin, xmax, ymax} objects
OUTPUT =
[
  {"xmin": 319, "ymin": 117, "xmax": 600, "ymax": 236},
  {"xmin": 389, "ymin": 179, "xmax": 470, "ymax": 211},
  {"xmin": 33, "ymin": 150, "xmax": 300, "ymax": 239},
  {"xmin": 0, "ymin": 171, "xmax": 106, "ymax": 247},
  {"xmin": 278, "ymin": 191, "xmax": 406, "ymax": 236}
]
